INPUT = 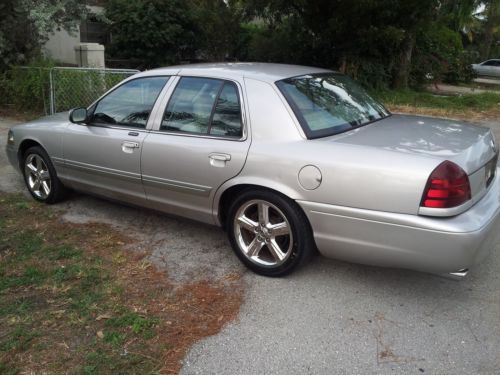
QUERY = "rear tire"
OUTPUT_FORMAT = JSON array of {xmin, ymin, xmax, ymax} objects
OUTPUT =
[
  {"xmin": 22, "ymin": 146, "xmax": 67, "ymax": 204},
  {"xmin": 227, "ymin": 189, "xmax": 314, "ymax": 277}
]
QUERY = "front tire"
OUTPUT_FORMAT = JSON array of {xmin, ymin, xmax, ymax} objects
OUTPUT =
[
  {"xmin": 227, "ymin": 189, "xmax": 314, "ymax": 277},
  {"xmin": 23, "ymin": 146, "xmax": 66, "ymax": 204}
]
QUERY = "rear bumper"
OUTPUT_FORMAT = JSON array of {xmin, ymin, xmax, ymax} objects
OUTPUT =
[{"xmin": 298, "ymin": 168, "xmax": 500, "ymax": 275}]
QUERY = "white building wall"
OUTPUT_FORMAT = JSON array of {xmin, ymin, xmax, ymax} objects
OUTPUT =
[
  {"xmin": 43, "ymin": 6, "xmax": 104, "ymax": 65},
  {"xmin": 43, "ymin": 27, "xmax": 80, "ymax": 65}
]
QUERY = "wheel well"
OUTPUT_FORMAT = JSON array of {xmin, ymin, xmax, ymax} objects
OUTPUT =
[
  {"xmin": 17, "ymin": 139, "xmax": 42, "ymax": 166},
  {"xmin": 218, "ymin": 184, "xmax": 304, "ymax": 228}
]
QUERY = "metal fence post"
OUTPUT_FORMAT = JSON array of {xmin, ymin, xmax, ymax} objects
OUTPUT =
[
  {"xmin": 39, "ymin": 68, "xmax": 48, "ymax": 116},
  {"xmin": 49, "ymin": 68, "xmax": 55, "ymax": 115}
]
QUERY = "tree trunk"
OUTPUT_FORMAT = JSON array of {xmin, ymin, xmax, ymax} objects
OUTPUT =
[
  {"xmin": 392, "ymin": 30, "xmax": 416, "ymax": 89},
  {"xmin": 481, "ymin": 30, "xmax": 494, "ymax": 60},
  {"xmin": 339, "ymin": 55, "xmax": 347, "ymax": 74}
]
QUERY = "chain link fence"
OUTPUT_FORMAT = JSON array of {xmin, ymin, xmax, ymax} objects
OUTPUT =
[
  {"xmin": 49, "ymin": 67, "xmax": 139, "ymax": 114},
  {"xmin": 0, "ymin": 66, "xmax": 52, "ymax": 115},
  {"xmin": 0, "ymin": 66, "xmax": 139, "ymax": 116}
]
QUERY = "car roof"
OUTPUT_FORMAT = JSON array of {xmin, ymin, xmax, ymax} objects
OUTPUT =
[{"xmin": 136, "ymin": 62, "xmax": 334, "ymax": 83}]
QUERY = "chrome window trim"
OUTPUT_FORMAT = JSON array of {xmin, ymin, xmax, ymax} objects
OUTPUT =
[
  {"xmin": 150, "ymin": 75, "xmax": 248, "ymax": 142},
  {"xmin": 148, "ymin": 129, "xmax": 247, "ymax": 142},
  {"xmin": 85, "ymin": 71, "xmax": 179, "ymax": 110},
  {"xmin": 84, "ymin": 75, "xmax": 175, "ymax": 131},
  {"xmin": 74, "ymin": 123, "xmax": 151, "ymax": 133}
]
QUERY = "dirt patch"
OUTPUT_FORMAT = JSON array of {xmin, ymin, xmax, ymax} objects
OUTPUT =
[
  {"xmin": 388, "ymin": 105, "xmax": 500, "ymax": 123},
  {"xmin": 0, "ymin": 193, "xmax": 243, "ymax": 374},
  {"xmin": 0, "ymin": 108, "xmax": 40, "ymax": 122}
]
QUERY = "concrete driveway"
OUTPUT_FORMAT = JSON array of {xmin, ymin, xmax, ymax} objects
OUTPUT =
[{"xmin": 1, "ymin": 116, "xmax": 499, "ymax": 374}]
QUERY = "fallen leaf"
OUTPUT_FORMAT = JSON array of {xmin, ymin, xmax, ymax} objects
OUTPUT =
[
  {"xmin": 58, "ymin": 342, "xmax": 70, "ymax": 349},
  {"xmin": 97, "ymin": 330, "xmax": 104, "ymax": 339}
]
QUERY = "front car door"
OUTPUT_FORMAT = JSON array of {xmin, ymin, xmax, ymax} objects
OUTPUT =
[
  {"xmin": 141, "ymin": 76, "xmax": 251, "ymax": 223},
  {"xmin": 61, "ymin": 76, "xmax": 170, "ymax": 203}
]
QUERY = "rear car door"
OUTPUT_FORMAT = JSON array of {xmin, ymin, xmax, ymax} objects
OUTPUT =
[
  {"xmin": 141, "ymin": 76, "xmax": 251, "ymax": 223},
  {"xmin": 62, "ymin": 76, "xmax": 170, "ymax": 203}
]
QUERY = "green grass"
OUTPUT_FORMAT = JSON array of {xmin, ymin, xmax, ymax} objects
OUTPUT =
[
  {"xmin": 374, "ymin": 89, "xmax": 500, "ymax": 111},
  {"xmin": 106, "ymin": 311, "xmax": 158, "ymax": 338},
  {"xmin": 0, "ymin": 192, "xmax": 243, "ymax": 374},
  {"xmin": 0, "ymin": 299, "xmax": 32, "ymax": 317},
  {"xmin": 0, "ymin": 266, "xmax": 48, "ymax": 291},
  {"xmin": 0, "ymin": 327, "xmax": 38, "ymax": 352},
  {"xmin": 0, "ymin": 194, "xmax": 161, "ymax": 373}
]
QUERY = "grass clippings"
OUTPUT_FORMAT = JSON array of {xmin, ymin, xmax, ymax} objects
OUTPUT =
[{"xmin": 0, "ymin": 193, "xmax": 243, "ymax": 374}]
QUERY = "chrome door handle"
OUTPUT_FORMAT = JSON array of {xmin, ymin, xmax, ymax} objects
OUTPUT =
[
  {"xmin": 122, "ymin": 141, "xmax": 139, "ymax": 154},
  {"xmin": 122, "ymin": 141, "xmax": 139, "ymax": 148},
  {"xmin": 209, "ymin": 153, "xmax": 231, "ymax": 167},
  {"xmin": 209, "ymin": 153, "xmax": 231, "ymax": 161}
]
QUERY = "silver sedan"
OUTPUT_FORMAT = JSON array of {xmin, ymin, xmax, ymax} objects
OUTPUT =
[
  {"xmin": 472, "ymin": 59, "xmax": 500, "ymax": 77},
  {"xmin": 5, "ymin": 63, "xmax": 500, "ymax": 278}
]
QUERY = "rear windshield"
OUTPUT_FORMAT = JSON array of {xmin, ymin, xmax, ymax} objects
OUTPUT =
[{"xmin": 276, "ymin": 73, "xmax": 390, "ymax": 138}]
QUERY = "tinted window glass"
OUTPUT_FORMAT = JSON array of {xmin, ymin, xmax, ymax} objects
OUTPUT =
[
  {"xmin": 209, "ymin": 82, "xmax": 242, "ymax": 137},
  {"xmin": 482, "ymin": 60, "xmax": 495, "ymax": 66},
  {"xmin": 161, "ymin": 77, "xmax": 223, "ymax": 134},
  {"xmin": 277, "ymin": 73, "xmax": 390, "ymax": 138},
  {"xmin": 92, "ymin": 77, "xmax": 168, "ymax": 128}
]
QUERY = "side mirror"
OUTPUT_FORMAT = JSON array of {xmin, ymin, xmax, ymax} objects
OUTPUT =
[{"xmin": 69, "ymin": 107, "xmax": 88, "ymax": 124}]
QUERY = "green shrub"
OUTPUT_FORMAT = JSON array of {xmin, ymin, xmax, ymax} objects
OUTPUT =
[
  {"xmin": 0, "ymin": 57, "xmax": 54, "ymax": 114},
  {"xmin": 0, "ymin": 58, "xmax": 132, "ymax": 115},
  {"xmin": 105, "ymin": 0, "xmax": 197, "ymax": 68},
  {"xmin": 410, "ymin": 22, "xmax": 476, "ymax": 86}
]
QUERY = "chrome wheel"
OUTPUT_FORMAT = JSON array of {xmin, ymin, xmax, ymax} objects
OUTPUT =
[
  {"xmin": 24, "ymin": 154, "xmax": 51, "ymax": 199},
  {"xmin": 234, "ymin": 199, "xmax": 293, "ymax": 267}
]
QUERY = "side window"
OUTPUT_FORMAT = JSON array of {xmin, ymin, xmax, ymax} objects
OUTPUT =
[
  {"xmin": 161, "ymin": 77, "xmax": 243, "ymax": 138},
  {"xmin": 91, "ymin": 76, "xmax": 169, "ymax": 128},
  {"xmin": 209, "ymin": 82, "xmax": 243, "ymax": 137},
  {"xmin": 161, "ymin": 77, "xmax": 222, "ymax": 134},
  {"xmin": 483, "ymin": 60, "xmax": 495, "ymax": 66}
]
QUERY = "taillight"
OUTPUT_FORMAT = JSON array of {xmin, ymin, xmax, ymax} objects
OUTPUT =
[{"xmin": 421, "ymin": 161, "xmax": 471, "ymax": 209}]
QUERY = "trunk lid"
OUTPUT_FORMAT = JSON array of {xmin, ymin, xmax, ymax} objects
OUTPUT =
[{"xmin": 327, "ymin": 114, "xmax": 497, "ymax": 175}]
